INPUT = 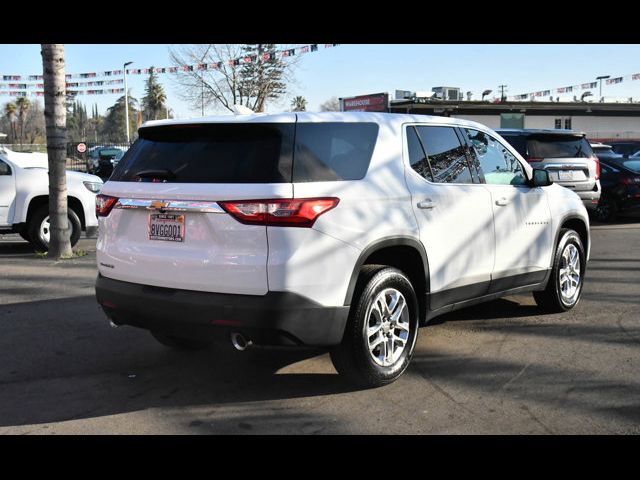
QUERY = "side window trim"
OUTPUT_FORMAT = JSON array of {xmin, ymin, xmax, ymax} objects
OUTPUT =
[
  {"xmin": 456, "ymin": 127, "xmax": 483, "ymax": 184},
  {"xmin": 410, "ymin": 125, "xmax": 435, "ymax": 182}
]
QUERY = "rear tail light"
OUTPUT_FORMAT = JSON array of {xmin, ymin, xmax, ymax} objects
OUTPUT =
[
  {"xmin": 219, "ymin": 198, "xmax": 339, "ymax": 227},
  {"xmin": 621, "ymin": 176, "xmax": 640, "ymax": 185},
  {"xmin": 96, "ymin": 194, "xmax": 118, "ymax": 217},
  {"xmin": 590, "ymin": 156, "xmax": 601, "ymax": 180},
  {"xmin": 526, "ymin": 157, "xmax": 543, "ymax": 163}
]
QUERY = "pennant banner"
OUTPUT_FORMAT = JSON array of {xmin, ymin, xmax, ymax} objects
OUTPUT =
[
  {"xmin": 0, "ymin": 45, "xmax": 336, "ymax": 98},
  {"xmin": 511, "ymin": 73, "xmax": 639, "ymax": 101}
]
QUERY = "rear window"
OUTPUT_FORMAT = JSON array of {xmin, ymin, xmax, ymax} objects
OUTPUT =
[
  {"xmin": 111, "ymin": 124, "xmax": 294, "ymax": 183},
  {"xmin": 623, "ymin": 160, "xmax": 640, "ymax": 173},
  {"xmin": 293, "ymin": 123, "xmax": 378, "ymax": 182},
  {"xmin": 526, "ymin": 135, "xmax": 594, "ymax": 159},
  {"xmin": 110, "ymin": 122, "xmax": 378, "ymax": 183},
  {"xmin": 498, "ymin": 134, "xmax": 527, "ymax": 157}
]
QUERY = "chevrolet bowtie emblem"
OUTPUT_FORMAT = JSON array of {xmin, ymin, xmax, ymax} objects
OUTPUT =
[{"xmin": 151, "ymin": 200, "xmax": 169, "ymax": 209}]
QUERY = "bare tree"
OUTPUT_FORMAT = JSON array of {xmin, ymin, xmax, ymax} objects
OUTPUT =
[
  {"xmin": 169, "ymin": 44, "xmax": 298, "ymax": 114},
  {"xmin": 320, "ymin": 96, "xmax": 341, "ymax": 112},
  {"xmin": 41, "ymin": 44, "xmax": 72, "ymax": 258}
]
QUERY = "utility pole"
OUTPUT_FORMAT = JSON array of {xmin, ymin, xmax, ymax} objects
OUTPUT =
[
  {"xmin": 498, "ymin": 84, "xmax": 508, "ymax": 102},
  {"xmin": 596, "ymin": 75, "xmax": 610, "ymax": 101},
  {"xmin": 123, "ymin": 61, "xmax": 133, "ymax": 143}
]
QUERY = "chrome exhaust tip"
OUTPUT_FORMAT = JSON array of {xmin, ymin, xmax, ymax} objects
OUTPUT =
[{"xmin": 230, "ymin": 332, "xmax": 252, "ymax": 351}]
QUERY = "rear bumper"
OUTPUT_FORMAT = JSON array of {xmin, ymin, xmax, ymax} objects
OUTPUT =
[
  {"xmin": 575, "ymin": 189, "xmax": 601, "ymax": 211},
  {"xmin": 95, "ymin": 274, "xmax": 349, "ymax": 347}
]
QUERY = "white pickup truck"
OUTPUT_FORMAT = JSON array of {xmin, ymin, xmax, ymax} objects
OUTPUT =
[{"xmin": 0, "ymin": 146, "xmax": 102, "ymax": 251}]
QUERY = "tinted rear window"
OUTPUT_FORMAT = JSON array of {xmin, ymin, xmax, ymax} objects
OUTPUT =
[
  {"xmin": 623, "ymin": 160, "xmax": 640, "ymax": 173},
  {"xmin": 526, "ymin": 135, "xmax": 594, "ymax": 159},
  {"xmin": 498, "ymin": 134, "xmax": 527, "ymax": 157},
  {"xmin": 293, "ymin": 123, "xmax": 378, "ymax": 182},
  {"xmin": 111, "ymin": 124, "xmax": 294, "ymax": 183}
]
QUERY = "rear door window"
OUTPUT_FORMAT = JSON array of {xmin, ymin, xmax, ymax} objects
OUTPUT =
[
  {"xmin": 292, "ymin": 123, "xmax": 378, "ymax": 182},
  {"xmin": 415, "ymin": 126, "xmax": 473, "ymax": 184},
  {"xmin": 111, "ymin": 123, "xmax": 294, "ymax": 183},
  {"xmin": 526, "ymin": 136, "xmax": 594, "ymax": 159}
]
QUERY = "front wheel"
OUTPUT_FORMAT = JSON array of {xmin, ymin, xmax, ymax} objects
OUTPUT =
[
  {"xmin": 27, "ymin": 205, "xmax": 82, "ymax": 252},
  {"xmin": 534, "ymin": 229, "xmax": 586, "ymax": 313},
  {"xmin": 330, "ymin": 265, "xmax": 419, "ymax": 388}
]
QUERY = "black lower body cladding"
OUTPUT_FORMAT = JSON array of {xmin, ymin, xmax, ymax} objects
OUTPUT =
[{"xmin": 95, "ymin": 274, "xmax": 349, "ymax": 347}]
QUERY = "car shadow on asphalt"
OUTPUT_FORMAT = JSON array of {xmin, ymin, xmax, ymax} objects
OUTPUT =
[{"xmin": 0, "ymin": 295, "xmax": 360, "ymax": 427}]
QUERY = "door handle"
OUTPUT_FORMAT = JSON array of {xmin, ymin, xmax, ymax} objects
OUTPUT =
[
  {"xmin": 417, "ymin": 199, "xmax": 436, "ymax": 209},
  {"xmin": 495, "ymin": 197, "xmax": 509, "ymax": 207}
]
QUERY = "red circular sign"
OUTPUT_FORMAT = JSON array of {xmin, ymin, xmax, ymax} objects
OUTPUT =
[{"xmin": 77, "ymin": 143, "xmax": 87, "ymax": 153}]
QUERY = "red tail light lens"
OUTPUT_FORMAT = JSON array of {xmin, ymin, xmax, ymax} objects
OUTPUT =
[
  {"xmin": 96, "ymin": 194, "xmax": 118, "ymax": 217},
  {"xmin": 219, "ymin": 198, "xmax": 339, "ymax": 227},
  {"xmin": 526, "ymin": 157, "xmax": 543, "ymax": 164},
  {"xmin": 621, "ymin": 176, "xmax": 640, "ymax": 185},
  {"xmin": 591, "ymin": 156, "xmax": 601, "ymax": 180}
]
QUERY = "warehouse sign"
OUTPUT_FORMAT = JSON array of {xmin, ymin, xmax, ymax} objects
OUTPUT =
[{"xmin": 341, "ymin": 93, "xmax": 389, "ymax": 112}]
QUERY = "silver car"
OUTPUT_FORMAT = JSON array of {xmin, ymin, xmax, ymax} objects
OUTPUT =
[{"xmin": 497, "ymin": 129, "xmax": 601, "ymax": 210}]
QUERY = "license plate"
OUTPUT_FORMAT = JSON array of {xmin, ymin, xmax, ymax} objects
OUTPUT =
[
  {"xmin": 148, "ymin": 213, "xmax": 185, "ymax": 242},
  {"xmin": 558, "ymin": 170, "xmax": 575, "ymax": 181}
]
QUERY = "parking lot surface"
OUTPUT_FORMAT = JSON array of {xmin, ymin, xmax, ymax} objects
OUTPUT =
[{"xmin": 1, "ymin": 220, "xmax": 639, "ymax": 434}]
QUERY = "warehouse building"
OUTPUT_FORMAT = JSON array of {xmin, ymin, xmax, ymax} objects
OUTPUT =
[{"xmin": 340, "ymin": 90, "xmax": 640, "ymax": 142}]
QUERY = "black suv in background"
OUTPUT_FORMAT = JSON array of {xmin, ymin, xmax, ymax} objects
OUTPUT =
[{"xmin": 496, "ymin": 129, "xmax": 601, "ymax": 210}]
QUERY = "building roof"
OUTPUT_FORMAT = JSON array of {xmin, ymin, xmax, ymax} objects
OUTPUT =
[{"xmin": 389, "ymin": 100, "xmax": 640, "ymax": 116}]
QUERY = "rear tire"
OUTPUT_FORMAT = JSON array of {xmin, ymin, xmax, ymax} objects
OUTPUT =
[
  {"xmin": 151, "ymin": 331, "xmax": 210, "ymax": 351},
  {"xmin": 330, "ymin": 265, "xmax": 419, "ymax": 388},
  {"xmin": 27, "ymin": 204, "xmax": 82, "ymax": 252},
  {"xmin": 594, "ymin": 196, "xmax": 618, "ymax": 223},
  {"xmin": 534, "ymin": 229, "xmax": 585, "ymax": 313}
]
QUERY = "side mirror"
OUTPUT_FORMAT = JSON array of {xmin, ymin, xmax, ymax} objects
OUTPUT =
[{"xmin": 531, "ymin": 168, "xmax": 552, "ymax": 187}]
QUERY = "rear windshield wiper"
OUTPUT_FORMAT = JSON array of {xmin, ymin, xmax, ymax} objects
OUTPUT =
[{"xmin": 135, "ymin": 169, "xmax": 176, "ymax": 180}]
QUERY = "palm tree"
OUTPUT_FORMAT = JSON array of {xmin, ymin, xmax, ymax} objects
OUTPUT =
[
  {"xmin": 291, "ymin": 96, "xmax": 307, "ymax": 112},
  {"xmin": 4, "ymin": 102, "xmax": 18, "ymax": 143},
  {"xmin": 142, "ymin": 67, "xmax": 167, "ymax": 121},
  {"xmin": 146, "ymin": 84, "xmax": 167, "ymax": 120},
  {"xmin": 41, "ymin": 44, "xmax": 72, "ymax": 258},
  {"xmin": 15, "ymin": 97, "xmax": 30, "ymax": 146}
]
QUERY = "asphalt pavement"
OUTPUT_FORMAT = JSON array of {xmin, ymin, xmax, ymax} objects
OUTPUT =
[{"xmin": 0, "ymin": 218, "xmax": 639, "ymax": 434}]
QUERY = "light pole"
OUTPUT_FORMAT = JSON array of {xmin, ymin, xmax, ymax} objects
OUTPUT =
[
  {"xmin": 123, "ymin": 61, "xmax": 133, "ymax": 143},
  {"xmin": 596, "ymin": 75, "xmax": 610, "ymax": 101}
]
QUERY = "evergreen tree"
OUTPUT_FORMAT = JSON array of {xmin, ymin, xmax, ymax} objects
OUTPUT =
[
  {"xmin": 238, "ymin": 44, "xmax": 287, "ymax": 112},
  {"xmin": 100, "ymin": 95, "xmax": 138, "ymax": 142}
]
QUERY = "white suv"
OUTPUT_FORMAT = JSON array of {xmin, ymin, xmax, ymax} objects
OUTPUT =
[
  {"xmin": 95, "ymin": 112, "xmax": 590, "ymax": 387},
  {"xmin": 0, "ymin": 146, "xmax": 102, "ymax": 251}
]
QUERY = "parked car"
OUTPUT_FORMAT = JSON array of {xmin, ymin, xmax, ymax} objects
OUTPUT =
[
  {"xmin": 591, "ymin": 142, "xmax": 626, "ymax": 163},
  {"xmin": 0, "ymin": 145, "xmax": 102, "ymax": 251},
  {"xmin": 94, "ymin": 148, "xmax": 126, "ymax": 179},
  {"xmin": 87, "ymin": 146, "xmax": 126, "ymax": 175},
  {"xmin": 594, "ymin": 157, "xmax": 640, "ymax": 222},
  {"xmin": 605, "ymin": 140, "xmax": 640, "ymax": 157},
  {"xmin": 496, "ymin": 129, "xmax": 601, "ymax": 210},
  {"xmin": 95, "ymin": 113, "xmax": 590, "ymax": 387}
]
